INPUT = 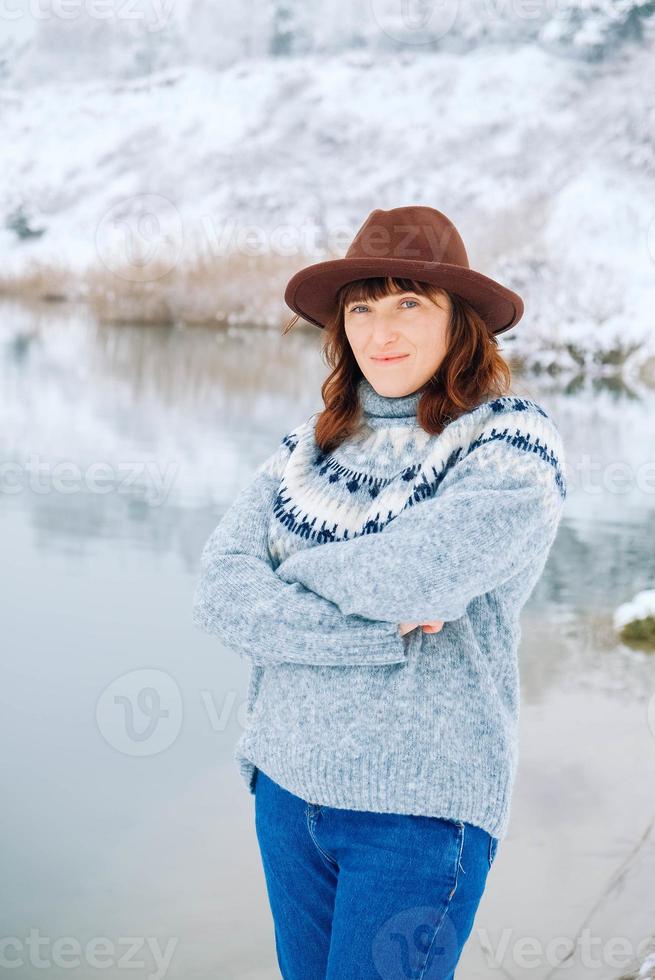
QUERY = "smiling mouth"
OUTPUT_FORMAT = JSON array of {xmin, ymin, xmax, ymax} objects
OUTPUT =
[{"xmin": 370, "ymin": 354, "xmax": 410, "ymax": 362}]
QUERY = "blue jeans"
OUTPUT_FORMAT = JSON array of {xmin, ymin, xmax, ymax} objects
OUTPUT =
[{"xmin": 254, "ymin": 768, "xmax": 499, "ymax": 979}]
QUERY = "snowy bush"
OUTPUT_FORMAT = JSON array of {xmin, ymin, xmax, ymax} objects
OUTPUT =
[
  {"xmin": 538, "ymin": 0, "xmax": 655, "ymax": 60},
  {"xmin": 614, "ymin": 589, "xmax": 655, "ymax": 649}
]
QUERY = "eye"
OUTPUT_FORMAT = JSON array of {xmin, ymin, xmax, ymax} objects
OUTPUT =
[{"xmin": 347, "ymin": 298, "xmax": 419, "ymax": 314}]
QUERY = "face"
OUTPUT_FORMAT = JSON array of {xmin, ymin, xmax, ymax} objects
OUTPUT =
[{"xmin": 344, "ymin": 287, "xmax": 452, "ymax": 397}]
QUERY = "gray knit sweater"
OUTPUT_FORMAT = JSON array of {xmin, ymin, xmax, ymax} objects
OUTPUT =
[{"xmin": 192, "ymin": 377, "xmax": 567, "ymax": 840}]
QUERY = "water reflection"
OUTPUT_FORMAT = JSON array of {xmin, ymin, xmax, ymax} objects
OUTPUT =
[{"xmin": 2, "ymin": 299, "xmax": 654, "ymax": 979}]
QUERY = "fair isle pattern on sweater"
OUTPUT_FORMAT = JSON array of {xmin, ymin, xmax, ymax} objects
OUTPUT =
[
  {"xmin": 264, "ymin": 385, "xmax": 565, "ymax": 569},
  {"xmin": 271, "ymin": 398, "xmax": 565, "ymax": 546},
  {"xmin": 192, "ymin": 376, "xmax": 567, "ymax": 840}
]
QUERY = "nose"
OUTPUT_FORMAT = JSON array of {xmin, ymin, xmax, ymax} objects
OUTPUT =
[{"xmin": 369, "ymin": 311, "xmax": 400, "ymax": 341}]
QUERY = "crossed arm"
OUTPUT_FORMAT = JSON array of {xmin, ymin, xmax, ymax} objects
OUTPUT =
[
  {"xmin": 274, "ymin": 438, "xmax": 566, "ymax": 625},
  {"xmin": 193, "ymin": 426, "xmax": 565, "ymax": 667},
  {"xmin": 191, "ymin": 440, "xmax": 408, "ymax": 667}
]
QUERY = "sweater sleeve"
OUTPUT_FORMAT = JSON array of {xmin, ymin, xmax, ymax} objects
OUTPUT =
[
  {"xmin": 274, "ymin": 425, "xmax": 567, "ymax": 624},
  {"xmin": 191, "ymin": 427, "xmax": 408, "ymax": 667}
]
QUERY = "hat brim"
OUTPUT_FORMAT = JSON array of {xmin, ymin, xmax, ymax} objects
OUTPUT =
[{"xmin": 284, "ymin": 257, "xmax": 523, "ymax": 335}]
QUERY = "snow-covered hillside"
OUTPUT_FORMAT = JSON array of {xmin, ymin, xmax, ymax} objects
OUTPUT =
[
  {"xmin": 4, "ymin": 0, "xmax": 655, "ymax": 83},
  {"xmin": 2, "ymin": 1, "xmax": 655, "ymax": 373}
]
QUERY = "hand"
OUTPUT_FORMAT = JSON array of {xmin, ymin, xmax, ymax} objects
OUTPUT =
[
  {"xmin": 398, "ymin": 621, "xmax": 445, "ymax": 637},
  {"xmin": 422, "ymin": 621, "xmax": 445, "ymax": 633}
]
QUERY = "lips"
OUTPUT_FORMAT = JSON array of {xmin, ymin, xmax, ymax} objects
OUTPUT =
[{"xmin": 371, "ymin": 354, "xmax": 410, "ymax": 362}]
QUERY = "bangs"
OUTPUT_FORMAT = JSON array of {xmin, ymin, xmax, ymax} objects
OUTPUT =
[{"xmin": 338, "ymin": 276, "xmax": 437, "ymax": 309}]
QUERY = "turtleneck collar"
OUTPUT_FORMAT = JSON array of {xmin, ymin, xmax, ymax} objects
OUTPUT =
[{"xmin": 357, "ymin": 376, "xmax": 423, "ymax": 428}]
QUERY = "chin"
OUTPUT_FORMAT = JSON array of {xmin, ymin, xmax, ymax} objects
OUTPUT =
[{"xmin": 370, "ymin": 378, "xmax": 416, "ymax": 396}]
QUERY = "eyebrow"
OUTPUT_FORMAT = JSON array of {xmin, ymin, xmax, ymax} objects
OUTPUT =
[{"xmin": 347, "ymin": 292, "xmax": 420, "ymax": 307}]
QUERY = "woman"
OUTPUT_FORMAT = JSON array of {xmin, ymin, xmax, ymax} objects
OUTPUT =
[{"xmin": 193, "ymin": 205, "xmax": 567, "ymax": 979}]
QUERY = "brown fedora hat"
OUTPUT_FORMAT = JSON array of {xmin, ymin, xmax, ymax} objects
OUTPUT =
[{"xmin": 284, "ymin": 205, "xmax": 524, "ymax": 335}]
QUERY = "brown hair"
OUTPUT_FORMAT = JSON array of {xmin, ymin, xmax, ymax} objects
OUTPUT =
[{"xmin": 282, "ymin": 275, "xmax": 513, "ymax": 454}]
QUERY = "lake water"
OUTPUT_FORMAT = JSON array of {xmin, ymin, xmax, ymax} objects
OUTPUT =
[{"xmin": 2, "ymin": 299, "xmax": 655, "ymax": 980}]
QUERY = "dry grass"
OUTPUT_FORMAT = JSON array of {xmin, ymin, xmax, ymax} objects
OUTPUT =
[
  {"xmin": 0, "ymin": 258, "xmax": 82, "ymax": 303},
  {"xmin": 0, "ymin": 245, "xmax": 339, "ymax": 329},
  {"xmin": 85, "ymin": 246, "xmax": 324, "ymax": 327},
  {"xmin": 1, "ymin": 252, "xmax": 654, "ymax": 394}
]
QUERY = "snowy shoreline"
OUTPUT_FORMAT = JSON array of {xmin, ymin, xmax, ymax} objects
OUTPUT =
[{"xmin": 3, "ymin": 36, "xmax": 655, "ymax": 377}]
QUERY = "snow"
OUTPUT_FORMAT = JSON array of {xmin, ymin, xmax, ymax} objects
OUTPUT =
[
  {"xmin": 1, "ymin": 3, "xmax": 654, "ymax": 369},
  {"xmin": 613, "ymin": 590, "xmax": 655, "ymax": 630},
  {"xmin": 639, "ymin": 951, "xmax": 655, "ymax": 978}
]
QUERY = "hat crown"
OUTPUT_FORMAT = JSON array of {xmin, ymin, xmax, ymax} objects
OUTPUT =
[
  {"xmin": 345, "ymin": 205, "xmax": 469, "ymax": 270},
  {"xmin": 283, "ymin": 203, "xmax": 524, "ymax": 334}
]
